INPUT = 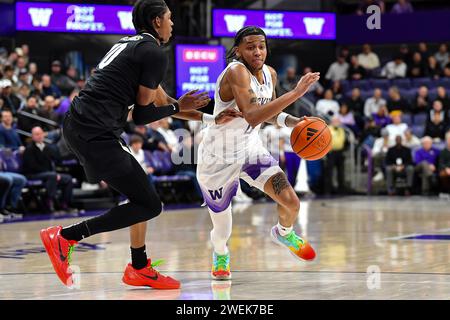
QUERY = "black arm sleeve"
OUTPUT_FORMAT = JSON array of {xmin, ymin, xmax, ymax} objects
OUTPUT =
[
  {"xmin": 135, "ymin": 42, "xmax": 168, "ymax": 89},
  {"xmin": 132, "ymin": 102, "xmax": 180, "ymax": 125}
]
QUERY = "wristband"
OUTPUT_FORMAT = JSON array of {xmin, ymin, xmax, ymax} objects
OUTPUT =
[
  {"xmin": 202, "ymin": 113, "xmax": 216, "ymax": 125},
  {"xmin": 276, "ymin": 112, "xmax": 289, "ymax": 128}
]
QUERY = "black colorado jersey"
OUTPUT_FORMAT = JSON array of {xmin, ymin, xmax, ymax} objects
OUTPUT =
[{"xmin": 69, "ymin": 33, "xmax": 168, "ymax": 139}]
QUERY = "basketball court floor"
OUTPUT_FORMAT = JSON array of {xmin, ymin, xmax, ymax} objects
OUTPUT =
[{"xmin": 0, "ymin": 196, "xmax": 449, "ymax": 300}]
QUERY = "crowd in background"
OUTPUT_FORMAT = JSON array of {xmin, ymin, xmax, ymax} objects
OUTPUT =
[{"xmin": 1, "ymin": 40, "xmax": 450, "ymax": 218}]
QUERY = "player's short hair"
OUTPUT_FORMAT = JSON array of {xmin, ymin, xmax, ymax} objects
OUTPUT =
[
  {"xmin": 132, "ymin": 0, "xmax": 168, "ymax": 40},
  {"xmin": 226, "ymin": 26, "xmax": 270, "ymax": 62}
]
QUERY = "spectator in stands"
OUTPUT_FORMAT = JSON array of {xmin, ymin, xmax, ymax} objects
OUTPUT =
[
  {"xmin": 438, "ymin": 131, "xmax": 450, "ymax": 196},
  {"xmin": 56, "ymin": 89, "xmax": 78, "ymax": 123},
  {"xmin": 325, "ymin": 55, "xmax": 349, "ymax": 82},
  {"xmin": 346, "ymin": 87, "xmax": 364, "ymax": 117},
  {"xmin": 348, "ymin": 55, "xmax": 366, "ymax": 80},
  {"xmin": 386, "ymin": 110, "xmax": 408, "ymax": 144},
  {"xmin": 436, "ymin": 86, "xmax": 450, "ymax": 112},
  {"xmin": 364, "ymin": 88, "xmax": 386, "ymax": 118},
  {"xmin": 357, "ymin": 0, "xmax": 385, "ymax": 15},
  {"xmin": 41, "ymin": 74, "xmax": 61, "ymax": 99},
  {"xmin": 381, "ymin": 55, "xmax": 407, "ymax": 79},
  {"xmin": 391, "ymin": 0, "xmax": 413, "ymax": 14},
  {"xmin": 17, "ymin": 96, "xmax": 42, "ymax": 134},
  {"xmin": 408, "ymin": 52, "xmax": 426, "ymax": 78},
  {"xmin": 324, "ymin": 117, "xmax": 347, "ymax": 195},
  {"xmin": 2, "ymin": 65, "xmax": 16, "ymax": 85},
  {"xmin": 1, "ymin": 79, "xmax": 21, "ymax": 115},
  {"xmin": 0, "ymin": 110, "xmax": 22, "ymax": 150},
  {"xmin": 30, "ymin": 77, "xmax": 43, "ymax": 98},
  {"xmin": 372, "ymin": 128, "xmax": 391, "ymax": 182},
  {"xmin": 173, "ymin": 132, "xmax": 203, "ymax": 200},
  {"xmin": 17, "ymin": 68, "xmax": 31, "ymax": 88},
  {"xmin": 316, "ymin": 89, "xmax": 340, "ymax": 118},
  {"xmin": 414, "ymin": 136, "xmax": 439, "ymax": 195},
  {"xmin": 403, "ymin": 128, "xmax": 421, "ymax": 149},
  {"xmin": 372, "ymin": 105, "xmax": 392, "ymax": 128},
  {"xmin": 40, "ymin": 95, "xmax": 60, "ymax": 124},
  {"xmin": 279, "ymin": 67, "xmax": 303, "ymax": 115},
  {"xmin": 418, "ymin": 43, "xmax": 430, "ymax": 60},
  {"xmin": 14, "ymin": 57, "xmax": 27, "ymax": 78},
  {"xmin": 157, "ymin": 118, "xmax": 178, "ymax": 151},
  {"xmin": 398, "ymin": 44, "xmax": 412, "ymax": 66},
  {"xmin": 22, "ymin": 126, "xmax": 74, "ymax": 212},
  {"xmin": 385, "ymin": 135, "xmax": 414, "ymax": 196},
  {"xmin": 411, "ymin": 86, "xmax": 430, "ymax": 114},
  {"xmin": 146, "ymin": 122, "xmax": 171, "ymax": 152},
  {"xmin": 303, "ymin": 66, "xmax": 324, "ymax": 100},
  {"xmin": 50, "ymin": 60, "xmax": 76, "ymax": 96},
  {"xmin": 0, "ymin": 163, "xmax": 27, "ymax": 218},
  {"xmin": 444, "ymin": 63, "xmax": 450, "ymax": 78},
  {"xmin": 434, "ymin": 44, "xmax": 449, "ymax": 70},
  {"xmin": 16, "ymin": 84, "xmax": 30, "ymax": 109},
  {"xmin": 337, "ymin": 103, "xmax": 357, "ymax": 132},
  {"xmin": 28, "ymin": 62, "xmax": 39, "ymax": 80},
  {"xmin": 424, "ymin": 101, "xmax": 447, "ymax": 141},
  {"xmin": 129, "ymin": 135, "xmax": 155, "ymax": 186},
  {"xmin": 360, "ymin": 116, "xmax": 381, "ymax": 147},
  {"xmin": 331, "ymin": 80, "xmax": 344, "ymax": 101},
  {"xmin": 426, "ymin": 56, "xmax": 442, "ymax": 79},
  {"xmin": 357, "ymin": 44, "xmax": 380, "ymax": 72},
  {"xmin": 66, "ymin": 66, "xmax": 80, "ymax": 84},
  {"xmin": 387, "ymin": 86, "xmax": 410, "ymax": 113}
]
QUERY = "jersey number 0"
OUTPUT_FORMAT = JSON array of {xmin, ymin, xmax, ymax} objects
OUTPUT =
[{"xmin": 98, "ymin": 43, "xmax": 128, "ymax": 70}]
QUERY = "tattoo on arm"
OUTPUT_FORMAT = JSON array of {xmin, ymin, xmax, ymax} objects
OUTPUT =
[
  {"xmin": 271, "ymin": 172, "xmax": 290, "ymax": 195},
  {"xmin": 248, "ymin": 89, "xmax": 258, "ymax": 105}
]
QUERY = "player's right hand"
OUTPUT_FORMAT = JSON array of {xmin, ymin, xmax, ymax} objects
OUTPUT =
[
  {"xmin": 178, "ymin": 89, "xmax": 211, "ymax": 111},
  {"xmin": 215, "ymin": 107, "xmax": 243, "ymax": 125},
  {"xmin": 295, "ymin": 72, "xmax": 320, "ymax": 97}
]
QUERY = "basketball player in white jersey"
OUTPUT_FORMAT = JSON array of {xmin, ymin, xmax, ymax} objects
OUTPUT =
[{"xmin": 197, "ymin": 26, "xmax": 321, "ymax": 279}]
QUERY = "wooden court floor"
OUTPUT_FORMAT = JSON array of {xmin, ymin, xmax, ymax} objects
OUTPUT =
[{"xmin": 0, "ymin": 196, "xmax": 449, "ymax": 300}]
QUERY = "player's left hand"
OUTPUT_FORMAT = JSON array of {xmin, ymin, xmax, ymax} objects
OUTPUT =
[{"xmin": 215, "ymin": 107, "xmax": 243, "ymax": 124}]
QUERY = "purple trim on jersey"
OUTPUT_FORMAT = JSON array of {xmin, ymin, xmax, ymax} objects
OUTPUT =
[
  {"xmin": 242, "ymin": 154, "xmax": 279, "ymax": 181},
  {"xmin": 201, "ymin": 180, "xmax": 239, "ymax": 213}
]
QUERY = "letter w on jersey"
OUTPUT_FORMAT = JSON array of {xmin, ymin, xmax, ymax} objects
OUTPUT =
[
  {"xmin": 224, "ymin": 15, "xmax": 247, "ymax": 33},
  {"xmin": 303, "ymin": 17, "xmax": 325, "ymax": 35},
  {"xmin": 208, "ymin": 188, "xmax": 224, "ymax": 200},
  {"xmin": 28, "ymin": 8, "xmax": 53, "ymax": 27}
]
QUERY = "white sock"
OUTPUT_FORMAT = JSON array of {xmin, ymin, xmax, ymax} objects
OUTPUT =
[
  {"xmin": 277, "ymin": 222, "xmax": 293, "ymax": 237},
  {"xmin": 209, "ymin": 205, "xmax": 232, "ymax": 256}
]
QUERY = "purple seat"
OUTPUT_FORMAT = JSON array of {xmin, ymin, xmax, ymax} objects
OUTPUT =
[
  {"xmin": 411, "ymin": 124, "xmax": 425, "ymax": 137},
  {"xmin": 402, "ymin": 114, "xmax": 413, "ymax": 126},
  {"xmin": 412, "ymin": 77, "xmax": 432, "ymax": 89},
  {"xmin": 392, "ymin": 78, "xmax": 411, "ymax": 89},
  {"xmin": 428, "ymin": 88, "xmax": 438, "ymax": 102},
  {"xmin": 413, "ymin": 113, "xmax": 428, "ymax": 126},
  {"xmin": 341, "ymin": 80, "xmax": 351, "ymax": 92},
  {"xmin": 1, "ymin": 149, "xmax": 20, "ymax": 173},
  {"xmin": 404, "ymin": 89, "xmax": 418, "ymax": 103},
  {"xmin": 351, "ymin": 79, "xmax": 371, "ymax": 91},
  {"xmin": 360, "ymin": 90, "xmax": 373, "ymax": 101},
  {"xmin": 370, "ymin": 79, "xmax": 391, "ymax": 90},
  {"xmin": 435, "ymin": 78, "xmax": 450, "ymax": 89}
]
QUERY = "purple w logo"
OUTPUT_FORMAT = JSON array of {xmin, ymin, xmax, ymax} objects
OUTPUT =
[{"xmin": 208, "ymin": 188, "xmax": 224, "ymax": 200}]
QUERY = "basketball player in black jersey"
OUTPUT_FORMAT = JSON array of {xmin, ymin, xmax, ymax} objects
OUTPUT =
[{"xmin": 40, "ymin": 0, "xmax": 241, "ymax": 289}]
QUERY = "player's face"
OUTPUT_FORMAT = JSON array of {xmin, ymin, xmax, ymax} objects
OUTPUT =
[
  {"xmin": 237, "ymin": 35, "xmax": 267, "ymax": 71},
  {"xmin": 158, "ymin": 9, "xmax": 173, "ymax": 43}
]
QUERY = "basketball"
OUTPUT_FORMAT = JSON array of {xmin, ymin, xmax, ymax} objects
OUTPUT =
[{"xmin": 290, "ymin": 117, "xmax": 332, "ymax": 160}]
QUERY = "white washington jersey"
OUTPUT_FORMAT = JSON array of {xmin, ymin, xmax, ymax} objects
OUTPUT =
[{"xmin": 201, "ymin": 60, "xmax": 274, "ymax": 162}]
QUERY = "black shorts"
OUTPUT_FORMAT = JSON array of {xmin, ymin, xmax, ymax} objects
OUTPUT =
[{"xmin": 62, "ymin": 113, "xmax": 136, "ymax": 183}]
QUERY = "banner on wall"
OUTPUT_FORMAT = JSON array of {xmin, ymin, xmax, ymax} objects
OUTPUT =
[
  {"xmin": 16, "ymin": 2, "xmax": 134, "ymax": 34},
  {"xmin": 213, "ymin": 9, "xmax": 336, "ymax": 40},
  {"xmin": 175, "ymin": 45, "xmax": 226, "ymax": 99}
]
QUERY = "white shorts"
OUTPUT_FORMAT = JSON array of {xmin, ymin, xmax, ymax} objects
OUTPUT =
[{"xmin": 197, "ymin": 143, "xmax": 283, "ymax": 213}]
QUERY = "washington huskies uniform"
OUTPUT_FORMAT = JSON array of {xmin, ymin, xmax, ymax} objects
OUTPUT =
[{"xmin": 197, "ymin": 61, "xmax": 283, "ymax": 212}]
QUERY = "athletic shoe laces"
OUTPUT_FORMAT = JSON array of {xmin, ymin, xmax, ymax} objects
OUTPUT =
[
  {"xmin": 215, "ymin": 254, "xmax": 229, "ymax": 271},
  {"xmin": 67, "ymin": 244, "xmax": 75, "ymax": 265},
  {"xmin": 285, "ymin": 231, "xmax": 305, "ymax": 250}
]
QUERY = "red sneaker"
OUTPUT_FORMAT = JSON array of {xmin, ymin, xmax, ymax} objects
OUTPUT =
[
  {"xmin": 122, "ymin": 259, "xmax": 180, "ymax": 290},
  {"xmin": 40, "ymin": 226, "xmax": 78, "ymax": 287}
]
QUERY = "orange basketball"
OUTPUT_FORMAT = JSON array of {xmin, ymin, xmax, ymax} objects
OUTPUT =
[{"xmin": 290, "ymin": 117, "xmax": 332, "ymax": 160}]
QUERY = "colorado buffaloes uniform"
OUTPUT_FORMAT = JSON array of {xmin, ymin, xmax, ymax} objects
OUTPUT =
[{"xmin": 197, "ymin": 61, "xmax": 283, "ymax": 212}]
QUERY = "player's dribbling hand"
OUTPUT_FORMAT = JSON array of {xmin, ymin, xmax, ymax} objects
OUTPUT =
[
  {"xmin": 178, "ymin": 89, "xmax": 211, "ymax": 111},
  {"xmin": 295, "ymin": 72, "xmax": 320, "ymax": 97},
  {"xmin": 215, "ymin": 107, "xmax": 243, "ymax": 124}
]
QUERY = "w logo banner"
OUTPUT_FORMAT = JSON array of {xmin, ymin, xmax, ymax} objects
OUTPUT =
[
  {"xmin": 306, "ymin": 127, "xmax": 318, "ymax": 141},
  {"xmin": 28, "ymin": 8, "xmax": 53, "ymax": 27},
  {"xmin": 208, "ymin": 188, "xmax": 224, "ymax": 201},
  {"xmin": 117, "ymin": 11, "xmax": 134, "ymax": 30},
  {"xmin": 224, "ymin": 14, "xmax": 247, "ymax": 33},
  {"xmin": 303, "ymin": 17, "xmax": 325, "ymax": 35}
]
